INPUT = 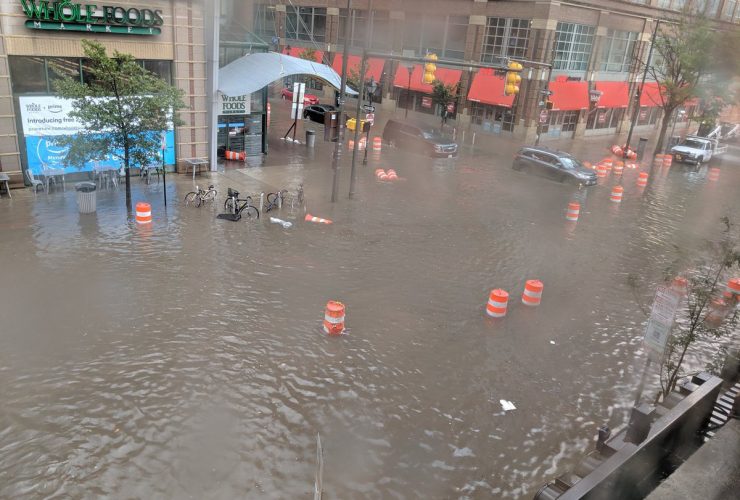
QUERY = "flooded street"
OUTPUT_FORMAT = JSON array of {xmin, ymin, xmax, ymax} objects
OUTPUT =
[{"xmin": 1, "ymin": 134, "xmax": 739, "ymax": 499}]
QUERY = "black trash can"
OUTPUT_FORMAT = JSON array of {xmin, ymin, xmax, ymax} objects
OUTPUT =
[
  {"xmin": 636, "ymin": 137, "xmax": 649, "ymax": 160},
  {"xmin": 306, "ymin": 129, "xmax": 316, "ymax": 148},
  {"xmin": 75, "ymin": 182, "xmax": 97, "ymax": 213}
]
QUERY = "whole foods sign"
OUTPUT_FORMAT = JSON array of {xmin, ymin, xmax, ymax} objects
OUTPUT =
[{"xmin": 20, "ymin": 0, "xmax": 163, "ymax": 35}]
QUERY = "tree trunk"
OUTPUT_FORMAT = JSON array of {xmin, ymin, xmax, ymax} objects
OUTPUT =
[
  {"xmin": 124, "ymin": 140, "xmax": 132, "ymax": 212},
  {"xmin": 654, "ymin": 106, "xmax": 676, "ymax": 154}
]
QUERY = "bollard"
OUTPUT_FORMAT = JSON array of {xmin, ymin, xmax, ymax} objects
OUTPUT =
[
  {"xmin": 708, "ymin": 168, "xmax": 720, "ymax": 181},
  {"xmin": 453, "ymin": 128, "xmax": 457, "ymax": 141},
  {"xmin": 522, "ymin": 280, "xmax": 543, "ymax": 306},
  {"xmin": 462, "ymin": 130, "xmax": 465, "ymax": 144},
  {"xmin": 472, "ymin": 132, "xmax": 476, "ymax": 147},
  {"xmin": 305, "ymin": 213, "xmax": 333, "ymax": 224},
  {"xmin": 323, "ymin": 300, "xmax": 345, "ymax": 335},
  {"xmin": 637, "ymin": 172, "xmax": 649, "ymax": 187},
  {"xmin": 486, "ymin": 289, "xmax": 509, "ymax": 318},
  {"xmin": 260, "ymin": 192, "xmax": 265, "ymax": 211},
  {"xmin": 566, "ymin": 201, "xmax": 580, "ymax": 221},
  {"xmin": 135, "ymin": 202, "xmax": 152, "ymax": 224},
  {"xmin": 610, "ymin": 185, "xmax": 624, "ymax": 203}
]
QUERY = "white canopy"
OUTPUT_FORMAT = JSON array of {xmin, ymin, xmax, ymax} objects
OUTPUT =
[{"xmin": 218, "ymin": 51, "xmax": 358, "ymax": 96}]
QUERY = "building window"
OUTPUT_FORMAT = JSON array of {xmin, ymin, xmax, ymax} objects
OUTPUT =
[
  {"xmin": 553, "ymin": 22, "xmax": 596, "ymax": 71},
  {"xmin": 401, "ymin": 15, "xmax": 469, "ymax": 59},
  {"xmin": 253, "ymin": 4, "xmax": 276, "ymax": 38},
  {"xmin": 481, "ymin": 18, "xmax": 531, "ymax": 62},
  {"xmin": 286, "ymin": 6, "xmax": 326, "ymax": 43},
  {"xmin": 339, "ymin": 9, "xmax": 368, "ymax": 48},
  {"xmin": 561, "ymin": 110, "xmax": 579, "ymax": 132},
  {"xmin": 600, "ymin": 30, "xmax": 638, "ymax": 73},
  {"xmin": 586, "ymin": 108, "xmax": 625, "ymax": 130},
  {"xmin": 371, "ymin": 11, "xmax": 392, "ymax": 51},
  {"xmin": 9, "ymin": 56, "xmax": 48, "ymax": 93},
  {"xmin": 721, "ymin": 0, "xmax": 740, "ymax": 22}
]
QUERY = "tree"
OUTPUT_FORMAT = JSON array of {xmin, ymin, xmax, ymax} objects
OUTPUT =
[
  {"xmin": 53, "ymin": 40, "xmax": 185, "ymax": 211},
  {"xmin": 639, "ymin": 15, "xmax": 730, "ymax": 153},
  {"xmin": 431, "ymin": 80, "xmax": 457, "ymax": 128},
  {"xmin": 631, "ymin": 218, "xmax": 740, "ymax": 401}
]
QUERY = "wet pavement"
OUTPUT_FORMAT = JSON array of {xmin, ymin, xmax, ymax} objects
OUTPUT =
[{"xmin": 1, "ymin": 117, "xmax": 739, "ymax": 498}]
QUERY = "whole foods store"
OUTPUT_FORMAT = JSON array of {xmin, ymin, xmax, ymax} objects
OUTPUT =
[{"xmin": 0, "ymin": 0, "xmax": 208, "ymax": 187}]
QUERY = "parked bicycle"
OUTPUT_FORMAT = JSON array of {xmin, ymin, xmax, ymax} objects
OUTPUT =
[
  {"xmin": 184, "ymin": 185, "xmax": 217, "ymax": 207},
  {"xmin": 264, "ymin": 189, "xmax": 289, "ymax": 213},
  {"xmin": 219, "ymin": 187, "xmax": 259, "ymax": 220}
]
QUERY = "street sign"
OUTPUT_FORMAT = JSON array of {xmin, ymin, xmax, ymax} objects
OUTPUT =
[
  {"xmin": 643, "ymin": 286, "xmax": 681, "ymax": 358},
  {"xmin": 291, "ymin": 82, "xmax": 305, "ymax": 120},
  {"xmin": 539, "ymin": 110, "xmax": 549, "ymax": 124},
  {"xmin": 446, "ymin": 103, "xmax": 455, "ymax": 113},
  {"xmin": 362, "ymin": 105, "xmax": 376, "ymax": 113},
  {"xmin": 365, "ymin": 113, "xmax": 375, "ymax": 125},
  {"xmin": 598, "ymin": 111, "xmax": 607, "ymax": 124},
  {"xmin": 421, "ymin": 96, "xmax": 432, "ymax": 108}
]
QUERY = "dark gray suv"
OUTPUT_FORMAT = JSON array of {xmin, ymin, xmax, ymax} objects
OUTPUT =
[{"xmin": 512, "ymin": 147, "xmax": 597, "ymax": 186}]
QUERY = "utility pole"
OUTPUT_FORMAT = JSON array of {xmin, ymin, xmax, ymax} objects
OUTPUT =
[
  {"xmin": 535, "ymin": 32, "xmax": 554, "ymax": 147},
  {"xmin": 348, "ymin": 0, "xmax": 372, "ymax": 199},
  {"xmin": 330, "ymin": 0, "xmax": 352, "ymax": 203},
  {"xmin": 624, "ymin": 19, "xmax": 660, "ymax": 158}
]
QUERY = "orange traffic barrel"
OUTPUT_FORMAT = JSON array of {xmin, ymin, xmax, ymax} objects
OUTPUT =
[
  {"xmin": 135, "ymin": 202, "xmax": 152, "ymax": 224},
  {"xmin": 601, "ymin": 158, "xmax": 613, "ymax": 167},
  {"xmin": 387, "ymin": 169, "xmax": 398, "ymax": 180},
  {"xmin": 375, "ymin": 168, "xmax": 387, "ymax": 180},
  {"xmin": 373, "ymin": 137, "xmax": 382, "ymax": 151},
  {"xmin": 596, "ymin": 165, "xmax": 608, "ymax": 178},
  {"xmin": 637, "ymin": 172, "xmax": 649, "ymax": 187},
  {"xmin": 610, "ymin": 185, "xmax": 624, "ymax": 203},
  {"xmin": 611, "ymin": 145, "xmax": 623, "ymax": 156},
  {"xmin": 323, "ymin": 300, "xmax": 345, "ymax": 335},
  {"xmin": 672, "ymin": 276, "xmax": 688, "ymax": 295},
  {"xmin": 305, "ymin": 213, "xmax": 333, "ymax": 224},
  {"xmin": 626, "ymin": 150, "xmax": 637, "ymax": 160},
  {"xmin": 705, "ymin": 298, "xmax": 728, "ymax": 328},
  {"xmin": 653, "ymin": 155, "xmax": 664, "ymax": 167},
  {"xmin": 522, "ymin": 279, "xmax": 543, "ymax": 306},
  {"xmin": 566, "ymin": 201, "xmax": 580, "ymax": 221},
  {"xmin": 613, "ymin": 163, "xmax": 624, "ymax": 176},
  {"xmin": 486, "ymin": 289, "xmax": 509, "ymax": 318},
  {"xmin": 708, "ymin": 168, "xmax": 720, "ymax": 181},
  {"xmin": 663, "ymin": 154, "xmax": 673, "ymax": 167}
]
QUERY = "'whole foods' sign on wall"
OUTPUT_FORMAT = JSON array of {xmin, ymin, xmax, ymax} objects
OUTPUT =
[{"xmin": 21, "ymin": 0, "xmax": 164, "ymax": 35}]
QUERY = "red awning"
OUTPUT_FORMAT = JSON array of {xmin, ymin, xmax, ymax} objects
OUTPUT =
[
  {"xmin": 594, "ymin": 81, "xmax": 629, "ymax": 108},
  {"xmin": 548, "ymin": 79, "xmax": 589, "ymax": 111},
  {"xmin": 640, "ymin": 82, "xmax": 663, "ymax": 107},
  {"xmin": 332, "ymin": 54, "xmax": 385, "ymax": 82},
  {"xmin": 393, "ymin": 64, "xmax": 462, "ymax": 94},
  {"xmin": 282, "ymin": 47, "xmax": 325, "ymax": 64},
  {"xmin": 467, "ymin": 69, "xmax": 515, "ymax": 108}
]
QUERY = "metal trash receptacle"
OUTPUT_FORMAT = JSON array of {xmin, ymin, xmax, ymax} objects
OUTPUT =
[
  {"xmin": 306, "ymin": 129, "xmax": 316, "ymax": 148},
  {"xmin": 75, "ymin": 182, "xmax": 97, "ymax": 213}
]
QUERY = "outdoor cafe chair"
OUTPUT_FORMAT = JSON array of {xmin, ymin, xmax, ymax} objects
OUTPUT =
[{"xmin": 25, "ymin": 169, "xmax": 46, "ymax": 194}]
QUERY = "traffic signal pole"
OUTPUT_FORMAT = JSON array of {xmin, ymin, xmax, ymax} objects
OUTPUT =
[
  {"xmin": 348, "ymin": 53, "xmax": 368, "ymax": 199},
  {"xmin": 329, "ymin": 0, "xmax": 352, "ymax": 203}
]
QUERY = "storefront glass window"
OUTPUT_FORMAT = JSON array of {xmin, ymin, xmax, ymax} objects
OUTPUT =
[
  {"xmin": 444, "ymin": 16, "xmax": 468, "ymax": 60},
  {"xmin": 143, "ymin": 60, "xmax": 172, "ymax": 84},
  {"xmin": 9, "ymin": 56, "xmax": 48, "ymax": 93},
  {"xmin": 47, "ymin": 58, "xmax": 81, "ymax": 90},
  {"xmin": 553, "ymin": 22, "xmax": 596, "ymax": 71}
]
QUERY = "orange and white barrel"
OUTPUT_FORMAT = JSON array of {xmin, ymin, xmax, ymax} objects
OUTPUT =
[
  {"xmin": 626, "ymin": 150, "xmax": 637, "ymax": 160},
  {"xmin": 373, "ymin": 137, "xmax": 382, "ymax": 151},
  {"xmin": 601, "ymin": 158, "xmax": 613, "ymax": 168},
  {"xmin": 387, "ymin": 169, "xmax": 398, "ymax": 180},
  {"xmin": 486, "ymin": 289, "xmax": 509, "ymax": 318},
  {"xmin": 705, "ymin": 298, "xmax": 728, "ymax": 328},
  {"xmin": 358, "ymin": 137, "xmax": 367, "ymax": 150},
  {"xmin": 613, "ymin": 163, "xmax": 624, "ymax": 176},
  {"xmin": 671, "ymin": 276, "xmax": 688, "ymax": 295},
  {"xmin": 662, "ymin": 154, "xmax": 673, "ymax": 167},
  {"xmin": 305, "ymin": 213, "xmax": 333, "ymax": 224},
  {"xmin": 135, "ymin": 202, "xmax": 152, "ymax": 224},
  {"xmin": 708, "ymin": 168, "xmax": 720, "ymax": 181},
  {"xmin": 521, "ymin": 279, "xmax": 544, "ymax": 306},
  {"xmin": 610, "ymin": 185, "xmax": 624, "ymax": 203},
  {"xmin": 348, "ymin": 139, "xmax": 355, "ymax": 150},
  {"xmin": 566, "ymin": 201, "xmax": 580, "ymax": 221},
  {"xmin": 653, "ymin": 155, "xmax": 664, "ymax": 168},
  {"xmin": 323, "ymin": 300, "xmax": 346, "ymax": 335},
  {"xmin": 611, "ymin": 145, "xmax": 623, "ymax": 156},
  {"xmin": 596, "ymin": 165, "xmax": 608, "ymax": 178},
  {"xmin": 637, "ymin": 172, "xmax": 649, "ymax": 187}
]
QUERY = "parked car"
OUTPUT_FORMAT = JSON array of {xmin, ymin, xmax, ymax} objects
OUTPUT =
[
  {"xmin": 281, "ymin": 87, "xmax": 319, "ymax": 105},
  {"xmin": 512, "ymin": 147, "xmax": 597, "ymax": 185},
  {"xmin": 670, "ymin": 136, "xmax": 727, "ymax": 165},
  {"xmin": 382, "ymin": 119, "xmax": 458, "ymax": 157},
  {"xmin": 303, "ymin": 104, "xmax": 336, "ymax": 124}
]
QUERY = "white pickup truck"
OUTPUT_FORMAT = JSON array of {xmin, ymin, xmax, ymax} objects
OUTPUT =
[{"xmin": 670, "ymin": 136, "xmax": 727, "ymax": 165}]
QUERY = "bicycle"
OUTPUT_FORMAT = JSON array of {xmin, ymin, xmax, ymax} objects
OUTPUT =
[
  {"xmin": 184, "ymin": 185, "xmax": 217, "ymax": 207},
  {"xmin": 264, "ymin": 189, "xmax": 288, "ymax": 213},
  {"xmin": 219, "ymin": 187, "xmax": 259, "ymax": 220}
]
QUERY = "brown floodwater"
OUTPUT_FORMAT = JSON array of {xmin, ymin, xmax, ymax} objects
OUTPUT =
[{"xmin": 1, "ymin": 137, "xmax": 738, "ymax": 498}]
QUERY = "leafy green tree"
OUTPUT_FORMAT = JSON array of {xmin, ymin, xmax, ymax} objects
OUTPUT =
[
  {"xmin": 639, "ymin": 14, "xmax": 739, "ymax": 152},
  {"xmin": 53, "ymin": 40, "xmax": 185, "ymax": 211},
  {"xmin": 431, "ymin": 80, "xmax": 457, "ymax": 128}
]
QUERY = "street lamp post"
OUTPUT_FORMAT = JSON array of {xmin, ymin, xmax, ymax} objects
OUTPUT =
[
  {"xmin": 329, "ymin": 0, "xmax": 353, "ymax": 203},
  {"xmin": 404, "ymin": 63, "xmax": 414, "ymax": 119},
  {"xmin": 362, "ymin": 77, "xmax": 378, "ymax": 165},
  {"xmin": 624, "ymin": 19, "xmax": 660, "ymax": 159}
]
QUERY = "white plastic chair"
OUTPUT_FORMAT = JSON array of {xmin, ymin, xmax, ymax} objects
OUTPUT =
[{"xmin": 25, "ymin": 169, "xmax": 45, "ymax": 194}]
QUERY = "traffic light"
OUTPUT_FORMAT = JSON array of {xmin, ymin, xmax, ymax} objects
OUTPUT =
[
  {"xmin": 504, "ymin": 60, "xmax": 523, "ymax": 96},
  {"xmin": 423, "ymin": 53, "xmax": 438, "ymax": 85}
]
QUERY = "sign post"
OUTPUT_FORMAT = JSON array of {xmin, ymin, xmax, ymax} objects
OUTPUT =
[
  {"xmin": 284, "ymin": 82, "xmax": 305, "ymax": 142},
  {"xmin": 633, "ymin": 286, "xmax": 681, "ymax": 406},
  {"xmin": 161, "ymin": 131, "xmax": 167, "ymax": 207}
]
